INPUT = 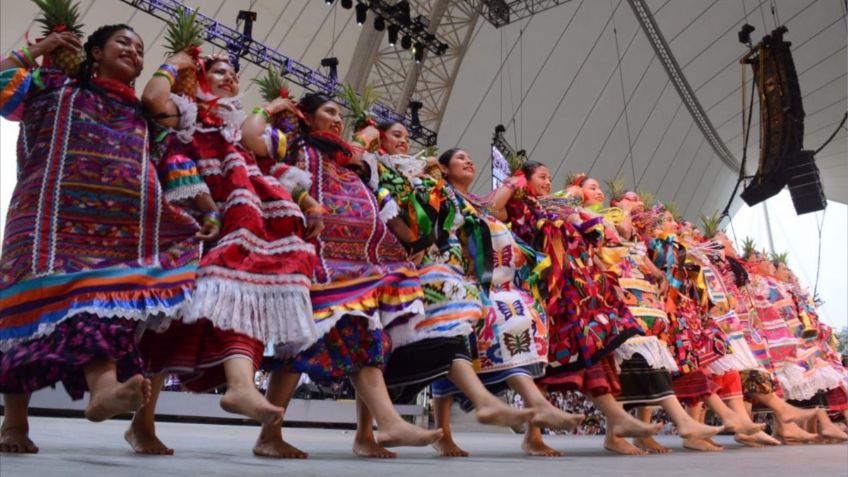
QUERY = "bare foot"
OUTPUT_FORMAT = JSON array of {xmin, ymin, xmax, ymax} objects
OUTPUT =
[
  {"xmin": 720, "ymin": 412, "xmax": 765, "ymax": 436},
  {"xmin": 751, "ymin": 431, "xmax": 781, "ymax": 446},
  {"xmin": 818, "ymin": 419, "xmax": 848, "ymax": 442},
  {"xmin": 677, "ymin": 419, "xmax": 724, "ymax": 440},
  {"xmin": 124, "ymin": 425, "xmax": 174, "ymax": 455},
  {"xmin": 634, "ymin": 436, "xmax": 672, "ymax": 454},
  {"xmin": 0, "ymin": 426, "xmax": 38, "ymax": 454},
  {"xmin": 779, "ymin": 406, "xmax": 818, "ymax": 425},
  {"xmin": 682, "ymin": 438, "xmax": 724, "ymax": 452},
  {"xmin": 604, "ymin": 434, "xmax": 648, "ymax": 455},
  {"xmin": 529, "ymin": 403, "xmax": 584, "ymax": 432},
  {"xmin": 219, "ymin": 387, "xmax": 283, "ymax": 425},
  {"xmin": 476, "ymin": 400, "xmax": 534, "ymax": 429},
  {"xmin": 734, "ymin": 433, "xmax": 763, "ymax": 448},
  {"xmin": 85, "ymin": 375, "xmax": 151, "ymax": 422},
  {"xmin": 253, "ymin": 438, "xmax": 309, "ymax": 459},
  {"xmin": 432, "ymin": 435, "xmax": 470, "ymax": 457},
  {"xmin": 376, "ymin": 420, "xmax": 443, "ymax": 448},
  {"xmin": 609, "ymin": 414, "xmax": 662, "ymax": 438},
  {"xmin": 776, "ymin": 421, "xmax": 818, "ymax": 445},
  {"xmin": 353, "ymin": 435, "xmax": 397, "ymax": 458},
  {"xmin": 521, "ymin": 431, "xmax": 563, "ymax": 457}
]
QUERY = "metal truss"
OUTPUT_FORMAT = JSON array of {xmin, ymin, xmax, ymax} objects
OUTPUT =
[
  {"xmin": 117, "ymin": 0, "xmax": 438, "ymax": 146},
  {"xmin": 465, "ymin": 0, "xmax": 576, "ymax": 28},
  {"xmin": 626, "ymin": 0, "xmax": 739, "ymax": 171},
  {"xmin": 350, "ymin": 0, "xmax": 479, "ymax": 137}
]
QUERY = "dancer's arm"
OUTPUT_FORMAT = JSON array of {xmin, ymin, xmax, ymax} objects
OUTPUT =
[
  {"xmin": 141, "ymin": 51, "xmax": 195, "ymax": 128},
  {"xmin": 0, "ymin": 32, "xmax": 80, "ymax": 72}
]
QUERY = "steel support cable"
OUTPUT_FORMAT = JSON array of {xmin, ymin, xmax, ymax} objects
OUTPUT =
[
  {"xmin": 670, "ymin": 137, "xmax": 708, "ymax": 202},
  {"xmin": 704, "ymin": 15, "xmax": 844, "ymax": 122},
  {"xmin": 456, "ymin": 16, "xmax": 536, "ymax": 191},
  {"xmin": 636, "ymin": 94, "xmax": 684, "ymax": 188},
  {"xmin": 609, "ymin": 0, "xmax": 638, "ymax": 185},
  {"xmin": 691, "ymin": 0, "xmax": 820, "ymax": 93},
  {"xmin": 501, "ymin": 0, "xmax": 586, "ymax": 141},
  {"xmin": 535, "ymin": 0, "xmax": 626, "ymax": 185},
  {"xmin": 654, "ymin": 123, "xmax": 699, "ymax": 192},
  {"xmin": 299, "ymin": 2, "xmax": 338, "ymax": 63},
  {"xmin": 627, "ymin": 0, "xmax": 738, "ymax": 172},
  {"xmin": 614, "ymin": 78, "xmax": 671, "ymax": 182},
  {"xmin": 684, "ymin": 156, "xmax": 721, "ymax": 216},
  {"xmin": 666, "ymin": 0, "xmax": 721, "ymax": 44}
]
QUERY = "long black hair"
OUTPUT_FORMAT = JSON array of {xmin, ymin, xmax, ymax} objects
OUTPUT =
[
  {"xmin": 437, "ymin": 148, "xmax": 461, "ymax": 166},
  {"xmin": 287, "ymin": 91, "xmax": 351, "ymax": 159},
  {"xmin": 77, "ymin": 24, "xmax": 136, "ymax": 82},
  {"xmin": 520, "ymin": 160, "xmax": 545, "ymax": 179}
]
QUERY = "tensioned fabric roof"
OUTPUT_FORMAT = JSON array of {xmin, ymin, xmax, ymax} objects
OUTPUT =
[{"xmin": 1, "ymin": 0, "xmax": 844, "ymax": 219}]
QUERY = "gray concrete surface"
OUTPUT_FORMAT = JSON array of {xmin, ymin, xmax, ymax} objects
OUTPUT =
[{"xmin": 0, "ymin": 417, "xmax": 846, "ymax": 477}]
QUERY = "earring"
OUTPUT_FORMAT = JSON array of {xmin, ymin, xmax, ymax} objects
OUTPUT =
[{"xmin": 91, "ymin": 61, "xmax": 100, "ymax": 78}]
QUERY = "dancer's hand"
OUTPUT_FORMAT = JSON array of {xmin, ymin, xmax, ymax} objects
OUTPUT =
[
  {"xmin": 31, "ymin": 32, "xmax": 82, "ymax": 59},
  {"xmin": 196, "ymin": 221, "xmax": 220, "ymax": 241},
  {"xmin": 304, "ymin": 215, "xmax": 324, "ymax": 240},
  {"xmin": 266, "ymin": 97, "xmax": 297, "ymax": 116},
  {"xmin": 164, "ymin": 51, "xmax": 196, "ymax": 71}
]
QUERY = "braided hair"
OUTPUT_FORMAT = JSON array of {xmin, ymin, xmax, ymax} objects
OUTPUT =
[
  {"xmin": 77, "ymin": 24, "xmax": 136, "ymax": 82},
  {"xmin": 287, "ymin": 91, "xmax": 351, "ymax": 159}
]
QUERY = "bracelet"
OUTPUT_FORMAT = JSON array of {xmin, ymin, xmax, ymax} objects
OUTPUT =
[
  {"xmin": 305, "ymin": 205, "xmax": 328, "ymax": 218},
  {"xmin": 21, "ymin": 47, "xmax": 35, "ymax": 66},
  {"xmin": 251, "ymin": 106, "xmax": 271, "ymax": 122},
  {"xmin": 153, "ymin": 70, "xmax": 175, "ymax": 86},
  {"xmin": 10, "ymin": 49, "xmax": 35, "ymax": 69},
  {"xmin": 159, "ymin": 63, "xmax": 179, "ymax": 77},
  {"xmin": 294, "ymin": 189, "xmax": 309, "ymax": 206},
  {"xmin": 202, "ymin": 210, "xmax": 223, "ymax": 228}
]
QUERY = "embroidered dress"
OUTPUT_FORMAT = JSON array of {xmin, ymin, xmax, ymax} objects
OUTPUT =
[
  {"xmin": 140, "ymin": 95, "xmax": 318, "ymax": 391},
  {"xmin": 283, "ymin": 133, "xmax": 425, "ymax": 382},
  {"xmin": 364, "ymin": 153, "xmax": 482, "ymax": 402},
  {"xmin": 432, "ymin": 191, "xmax": 550, "ymax": 400},
  {"xmin": 505, "ymin": 193, "xmax": 641, "ymax": 396},
  {"xmin": 0, "ymin": 68, "xmax": 199, "ymax": 399},
  {"xmin": 599, "ymin": 240, "xmax": 678, "ymax": 406}
]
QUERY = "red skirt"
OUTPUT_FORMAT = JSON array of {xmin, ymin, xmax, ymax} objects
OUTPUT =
[
  {"xmin": 539, "ymin": 357, "xmax": 621, "ymax": 397},
  {"xmin": 140, "ymin": 319, "xmax": 264, "ymax": 392},
  {"xmin": 672, "ymin": 369, "xmax": 719, "ymax": 406},
  {"xmin": 711, "ymin": 370, "xmax": 743, "ymax": 400}
]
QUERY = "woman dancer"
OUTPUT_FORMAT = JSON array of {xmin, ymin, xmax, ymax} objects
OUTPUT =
[
  {"xmin": 260, "ymin": 93, "xmax": 443, "ymax": 458},
  {"xmin": 349, "ymin": 121, "xmax": 535, "ymax": 458},
  {"xmin": 127, "ymin": 55, "xmax": 321, "ymax": 454},
  {"xmin": 429, "ymin": 149, "xmax": 594, "ymax": 458},
  {"xmin": 0, "ymin": 25, "xmax": 200, "ymax": 453}
]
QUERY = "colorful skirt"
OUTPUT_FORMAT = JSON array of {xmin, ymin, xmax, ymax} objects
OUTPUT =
[
  {"xmin": 540, "ymin": 358, "xmax": 621, "ymax": 398},
  {"xmin": 0, "ymin": 314, "xmax": 143, "ymax": 400},
  {"xmin": 710, "ymin": 370, "xmax": 744, "ymax": 400},
  {"xmin": 672, "ymin": 369, "xmax": 718, "ymax": 406},
  {"xmin": 139, "ymin": 319, "xmax": 264, "ymax": 392},
  {"xmin": 740, "ymin": 369, "xmax": 777, "ymax": 399}
]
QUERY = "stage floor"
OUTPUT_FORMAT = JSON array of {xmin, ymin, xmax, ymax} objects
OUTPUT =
[{"xmin": 1, "ymin": 417, "xmax": 846, "ymax": 477}]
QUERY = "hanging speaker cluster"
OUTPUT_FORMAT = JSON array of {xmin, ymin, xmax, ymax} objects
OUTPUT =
[{"xmin": 740, "ymin": 26, "xmax": 826, "ymax": 215}]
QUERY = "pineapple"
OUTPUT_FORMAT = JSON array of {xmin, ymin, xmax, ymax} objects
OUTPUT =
[
  {"xmin": 699, "ymin": 210, "xmax": 723, "ymax": 238},
  {"xmin": 32, "ymin": 0, "xmax": 84, "ymax": 76},
  {"xmin": 741, "ymin": 237, "xmax": 757, "ymax": 260},
  {"xmin": 252, "ymin": 67, "xmax": 298, "ymax": 134},
  {"xmin": 339, "ymin": 82, "xmax": 381, "ymax": 150},
  {"xmin": 663, "ymin": 201, "xmax": 681, "ymax": 222},
  {"xmin": 637, "ymin": 189, "xmax": 656, "ymax": 209},
  {"xmin": 603, "ymin": 176, "xmax": 627, "ymax": 204},
  {"xmin": 164, "ymin": 7, "xmax": 204, "ymax": 97}
]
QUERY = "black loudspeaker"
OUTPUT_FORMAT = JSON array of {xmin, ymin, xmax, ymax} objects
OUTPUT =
[
  {"xmin": 741, "ymin": 26, "xmax": 807, "ymax": 207},
  {"xmin": 785, "ymin": 150, "xmax": 826, "ymax": 214}
]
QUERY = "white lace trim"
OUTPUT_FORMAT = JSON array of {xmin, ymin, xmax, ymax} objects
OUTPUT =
[
  {"xmin": 0, "ymin": 293, "xmax": 191, "ymax": 352},
  {"xmin": 223, "ymin": 189, "xmax": 304, "ymax": 220},
  {"xmin": 775, "ymin": 363, "xmax": 846, "ymax": 401},
  {"xmin": 360, "ymin": 153, "xmax": 381, "ymax": 191},
  {"xmin": 194, "ymin": 95, "xmax": 246, "ymax": 144},
  {"xmin": 379, "ymin": 198, "xmax": 400, "ymax": 223},
  {"xmin": 164, "ymin": 181, "xmax": 210, "ymax": 203},
  {"xmin": 705, "ymin": 334, "xmax": 762, "ymax": 375},
  {"xmin": 180, "ymin": 275, "xmax": 318, "ymax": 347},
  {"xmin": 274, "ymin": 164, "xmax": 312, "ymax": 193},
  {"xmin": 214, "ymin": 228, "xmax": 314, "ymax": 256},
  {"xmin": 614, "ymin": 335, "xmax": 679, "ymax": 372},
  {"xmin": 169, "ymin": 93, "xmax": 198, "ymax": 143}
]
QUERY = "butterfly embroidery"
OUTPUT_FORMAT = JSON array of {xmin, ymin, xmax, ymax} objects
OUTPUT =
[
  {"xmin": 503, "ymin": 329, "xmax": 532, "ymax": 355},
  {"xmin": 492, "ymin": 245, "xmax": 513, "ymax": 268},
  {"xmin": 496, "ymin": 300, "xmax": 525, "ymax": 320}
]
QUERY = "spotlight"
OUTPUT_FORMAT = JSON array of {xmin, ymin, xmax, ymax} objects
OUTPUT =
[
  {"xmin": 355, "ymin": 2, "xmax": 368, "ymax": 25},
  {"xmin": 236, "ymin": 10, "xmax": 257, "ymax": 40},
  {"xmin": 738, "ymin": 23, "xmax": 756, "ymax": 45},
  {"xmin": 321, "ymin": 57, "xmax": 340, "ymax": 83},
  {"xmin": 401, "ymin": 34, "xmax": 412, "ymax": 50},
  {"xmin": 413, "ymin": 43, "xmax": 424, "ymax": 63},
  {"xmin": 387, "ymin": 24, "xmax": 399, "ymax": 46},
  {"xmin": 340, "ymin": 0, "xmax": 353, "ymax": 8},
  {"xmin": 325, "ymin": 0, "xmax": 334, "ymax": 6},
  {"xmin": 374, "ymin": 15, "xmax": 385, "ymax": 31}
]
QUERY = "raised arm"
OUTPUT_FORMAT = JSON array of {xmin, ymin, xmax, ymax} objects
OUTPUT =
[
  {"xmin": 0, "ymin": 32, "xmax": 81, "ymax": 72},
  {"xmin": 141, "ymin": 51, "xmax": 195, "ymax": 128}
]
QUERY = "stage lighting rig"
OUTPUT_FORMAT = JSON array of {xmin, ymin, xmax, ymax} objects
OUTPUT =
[
  {"xmin": 468, "ymin": 0, "xmax": 577, "ymax": 28},
  {"xmin": 362, "ymin": 1, "xmax": 450, "ymax": 55},
  {"xmin": 236, "ymin": 10, "xmax": 257, "ymax": 39},
  {"xmin": 321, "ymin": 57, "xmax": 340, "ymax": 83},
  {"xmin": 355, "ymin": 2, "xmax": 368, "ymax": 25}
]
